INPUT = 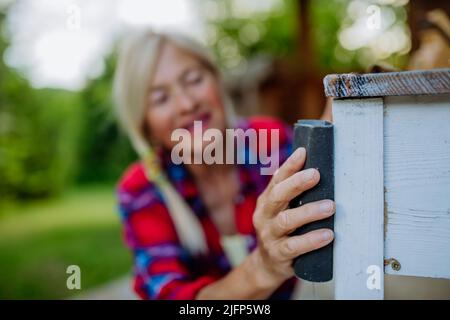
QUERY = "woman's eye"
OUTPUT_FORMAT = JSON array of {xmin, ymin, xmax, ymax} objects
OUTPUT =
[
  {"xmin": 185, "ymin": 69, "xmax": 203, "ymax": 85},
  {"xmin": 150, "ymin": 91, "xmax": 168, "ymax": 106}
]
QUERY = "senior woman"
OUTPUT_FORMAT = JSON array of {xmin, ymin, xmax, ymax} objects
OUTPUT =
[{"xmin": 113, "ymin": 29, "xmax": 335, "ymax": 300}]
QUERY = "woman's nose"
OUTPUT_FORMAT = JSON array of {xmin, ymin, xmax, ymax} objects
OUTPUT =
[{"xmin": 174, "ymin": 88, "xmax": 197, "ymax": 113}]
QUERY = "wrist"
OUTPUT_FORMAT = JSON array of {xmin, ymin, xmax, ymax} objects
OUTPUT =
[{"xmin": 245, "ymin": 247, "xmax": 285, "ymax": 292}]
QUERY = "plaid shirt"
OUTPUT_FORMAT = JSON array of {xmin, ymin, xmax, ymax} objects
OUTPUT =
[{"xmin": 117, "ymin": 116, "xmax": 297, "ymax": 299}]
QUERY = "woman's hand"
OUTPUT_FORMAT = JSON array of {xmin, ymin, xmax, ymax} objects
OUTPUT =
[
  {"xmin": 251, "ymin": 147, "xmax": 335, "ymax": 288},
  {"xmin": 197, "ymin": 148, "xmax": 335, "ymax": 299}
]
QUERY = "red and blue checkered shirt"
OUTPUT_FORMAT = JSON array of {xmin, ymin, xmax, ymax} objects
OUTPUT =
[{"xmin": 117, "ymin": 116, "xmax": 298, "ymax": 299}]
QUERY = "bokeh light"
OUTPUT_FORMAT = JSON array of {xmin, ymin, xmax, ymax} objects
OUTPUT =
[{"xmin": 338, "ymin": 0, "xmax": 410, "ymax": 68}]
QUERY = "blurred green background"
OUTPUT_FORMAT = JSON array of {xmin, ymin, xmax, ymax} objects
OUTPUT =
[{"xmin": 0, "ymin": 0, "xmax": 448, "ymax": 299}]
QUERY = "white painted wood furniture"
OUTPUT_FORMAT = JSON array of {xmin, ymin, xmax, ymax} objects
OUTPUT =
[{"xmin": 324, "ymin": 68, "xmax": 450, "ymax": 299}]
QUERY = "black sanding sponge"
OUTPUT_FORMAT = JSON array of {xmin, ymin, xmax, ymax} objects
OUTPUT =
[{"xmin": 289, "ymin": 120, "xmax": 334, "ymax": 282}]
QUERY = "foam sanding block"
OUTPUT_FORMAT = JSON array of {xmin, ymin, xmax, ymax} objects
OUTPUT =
[{"xmin": 289, "ymin": 120, "xmax": 334, "ymax": 282}]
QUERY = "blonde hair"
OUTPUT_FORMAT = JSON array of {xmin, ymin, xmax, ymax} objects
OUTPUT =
[{"xmin": 113, "ymin": 29, "xmax": 236, "ymax": 256}]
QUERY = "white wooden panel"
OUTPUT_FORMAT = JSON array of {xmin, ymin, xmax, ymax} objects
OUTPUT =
[
  {"xmin": 333, "ymin": 98, "xmax": 385, "ymax": 299},
  {"xmin": 384, "ymin": 94, "xmax": 450, "ymax": 279}
]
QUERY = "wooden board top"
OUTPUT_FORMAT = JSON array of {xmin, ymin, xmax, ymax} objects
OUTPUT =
[{"xmin": 323, "ymin": 68, "xmax": 450, "ymax": 98}]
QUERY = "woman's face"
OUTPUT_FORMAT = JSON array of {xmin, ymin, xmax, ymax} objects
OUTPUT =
[{"xmin": 145, "ymin": 41, "xmax": 227, "ymax": 154}]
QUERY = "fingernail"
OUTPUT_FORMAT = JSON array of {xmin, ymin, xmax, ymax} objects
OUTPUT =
[
  {"xmin": 322, "ymin": 230, "xmax": 333, "ymax": 241},
  {"xmin": 302, "ymin": 168, "xmax": 316, "ymax": 182},
  {"xmin": 292, "ymin": 147, "xmax": 304, "ymax": 161},
  {"xmin": 319, "ymin": 200, "xmax": 333, "ymax": 213}
]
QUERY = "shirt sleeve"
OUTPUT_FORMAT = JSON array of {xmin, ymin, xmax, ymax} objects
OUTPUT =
[{"xmin": 117, "ymin": 164, "xmax": 221, "ymax": 300}]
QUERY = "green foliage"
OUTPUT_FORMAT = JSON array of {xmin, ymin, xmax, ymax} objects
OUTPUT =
[
  {"xmin": 204, "ymin": 0, "xmax": 410, "ymax": 72},
  {"xmin": 202, "ymin": 0, "xmax": 298, "ymax": 69},
  {"xmin": 311, "ymin": 0, "xmax": 410, "ymax": 72},
  {"xmin": 310, "ymin": 0, "xmax": 352, "ymax": 72},
  {"xmin": 0, "ymin": 186, "xmax": 131, "ymax": 299},
  {"xmin": 0, "ymin": 9, "xmax": 136, "ymax": 200},
  {"xmin": 75, "ymin": 53, "xmax": 137, "ymax": 184},
  {"xmin": 0, "ymin": 86, "xmax": 82, "ymax": 198},
  {"xmin": 0, "ymin": 13, "xmax": 83, "ymax": 199}
]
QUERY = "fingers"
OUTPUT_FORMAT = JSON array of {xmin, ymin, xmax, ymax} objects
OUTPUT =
[
  {"xmin": 277, "ymin": 228, "xmax": 334, "ymax": 260},
  {"xmin": 270, "ymin": 147, "xmax": 306, "ymax": 186},
  {"xmin": 271, "ymin": 200, "xmax": 335, "ymax": 237},
  {"xmin": 269, "ymin": 168, "xmax": 320, "ymax": 207},
  {"xmin": 256, "ymin": 147, "xmax": 322, "ymax": 224}
]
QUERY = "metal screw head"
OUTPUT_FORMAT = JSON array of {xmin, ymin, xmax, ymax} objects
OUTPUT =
[
  {"xmin": 391, "ymin": 260, "xmax": 401, "ymax": 271},
  {"xmin": 384, "ymin": 258, "xmax": 401, "ymax": 271}
]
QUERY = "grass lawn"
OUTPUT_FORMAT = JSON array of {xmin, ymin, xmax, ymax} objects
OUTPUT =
[{"xmin": 0, "ymin": 185, "xmax": 133, "ymax": 299}]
